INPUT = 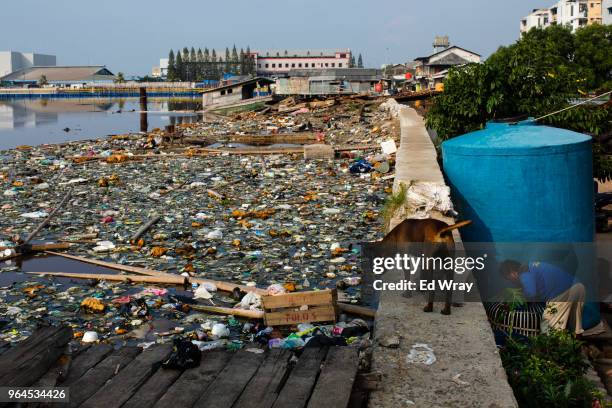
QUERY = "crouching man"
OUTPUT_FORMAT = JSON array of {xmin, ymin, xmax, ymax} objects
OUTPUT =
[{"xmin": 500, "ymin": 260, "xmax": 585, "ymax": 335}]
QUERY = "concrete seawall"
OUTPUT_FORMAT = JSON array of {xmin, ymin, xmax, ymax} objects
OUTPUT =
[{"xmin": 368, "ymin": 105, "xmax": 518, "ymax": 408}]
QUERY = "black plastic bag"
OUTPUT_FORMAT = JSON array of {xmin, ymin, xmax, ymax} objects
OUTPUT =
[{"xmin": 162, "ymin": 338, "xmax": 201, "ymax": 370}]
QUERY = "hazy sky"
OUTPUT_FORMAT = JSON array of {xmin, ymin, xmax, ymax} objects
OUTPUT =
[{"xmin": 1, "ymin": 0, "xmax": 543, "ymax": 76}]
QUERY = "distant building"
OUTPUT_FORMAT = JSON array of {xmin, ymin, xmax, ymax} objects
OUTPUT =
[
  {"xmin": 603, "ymin": 0, "xmax": 612, "ymax": 24},
  {"xmin": 412, "ymin": 40, "xmax": 481, "ymax": 90},
  {"xmin": 520, "ymin": 0, "xmax": 607, "ymax": 35},
  {"xmin": 1, "ymin": 66, "xmax": 116, "ymax": 86},
  {"xmin": 254, "ymin": 49, "xmax": 351, "ymax": 77},
  {"xmin": 275, "ymin": 68, "xmax": 382, "ymax": 96},
  {"xmin": 152, "ymin": 58, "xmax": 169, "ymax": 78},
  {"xmin": 520, "ymin": 8, "xmax": 552, "ymax": 34},
  {"xmin": 0, "ymin": 51, "xmax": 56, "ymax": 77}
]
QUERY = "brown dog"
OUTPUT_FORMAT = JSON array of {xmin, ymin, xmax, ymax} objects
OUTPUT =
[{"xmin": 382, "ymin": 218, "xmax": 471, "ymax": 315}]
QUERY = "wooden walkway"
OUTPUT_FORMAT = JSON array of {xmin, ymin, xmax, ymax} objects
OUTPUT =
[{"xmin": 0, "ymin": 326, "xmax": 361, "ymax": 408}]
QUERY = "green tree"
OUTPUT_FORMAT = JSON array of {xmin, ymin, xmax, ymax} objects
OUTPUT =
[
  {"xmin": 211, "ymin": 49, "xmax": 219, "ymax": 79},
  {"xmin": 203, "ymin": 48, "xmax": 211, "ymax": 80},
  {"xmin": 357, "ymin": 53, "xmax": 363, "ymax": 68},
  {"xmin": 231, "ymin": 45, "xmax": 239, "ymax": 73},
  {"xmin": 245, "ymin": 46, "xmax": 254, "ymax": 75},
  {"xmin": 425, "ymin": 24, "xmax": 612, "ymax": 181},
  {"xmin": 224, "ymin": 47, "xmax": 231, "ymax": 75},
  {"xmin": 196, "ymin": 48, "xmax": 204, "ymax": 81},
  {"xmin": 349, "ymin": 54, "xmax": 356, "ymax": 68},
  {"xmin": 167, "ymin": 49, "xmax": 176, "ymax": 81},
  {"xmin": 175, "ymin": 51, "xmax": 184, "ymax": 81},
  {"xmin": 182, "ymin": 47, "xmax": 190, "ymax": 80},
  {"xmin": 239, "ymin": 48, "xmax": 245, "ymax": 74},
  {"xmin": 114, "ymin": 72, "xmax": 125, "ymax": 83},
  {"xmin": 37, "ymin": 74, "xmax": 48, "ymax": 86},
  {"xmin": 574, "ymin": 24, "xmax": 612, "ymax": 91}
]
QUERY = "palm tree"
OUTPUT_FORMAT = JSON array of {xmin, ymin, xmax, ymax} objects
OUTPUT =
[
  {"xmin": 38, "ymin": 75, "xmax": 48, "ymax": 86},
  {"xmin": 114, "ymin": 72, "xmax": 125, "ymax": 83}
]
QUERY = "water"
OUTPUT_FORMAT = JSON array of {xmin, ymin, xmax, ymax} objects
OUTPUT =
[{"xmin": 0, "ymin": 96, "xmax": 204, "ymax": 150}]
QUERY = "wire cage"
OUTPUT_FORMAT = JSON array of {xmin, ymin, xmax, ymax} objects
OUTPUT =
[{"xmin": 484, "ymin": 302, "xmax": 546, "ymax": 338}]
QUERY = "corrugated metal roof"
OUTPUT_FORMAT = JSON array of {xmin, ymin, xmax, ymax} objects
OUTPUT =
[
  {"xmin": 199, "ymin": 77, "xmax": 274, "ymax": 94},
  {"xmin": 1, "ymin": 66, "xmax": 115, "ymax": 82}
]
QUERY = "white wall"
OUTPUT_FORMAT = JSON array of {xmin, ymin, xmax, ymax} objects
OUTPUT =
[
  {"xmin": 0, "ymin": 51, "xmax": 56, "ymax": 78},
  {"xmin": 603, "ymin": 0, "xmax": 612, "ymax": 24},
  {"xmin": 429, "ymin": 47, "xmax": 481, "ymax": 64},
  {"xmin": 520, "ymin": 9, "xmax": 552, "ymax": 33}
]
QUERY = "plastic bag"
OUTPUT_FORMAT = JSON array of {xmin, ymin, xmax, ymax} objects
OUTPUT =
[{"xmin": 162, "ymin": 338, "xmax": 201, "ymax": 370}]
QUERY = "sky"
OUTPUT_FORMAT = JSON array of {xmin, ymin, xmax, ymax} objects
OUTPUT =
[{"xmin": 0, "ymin": 0, "xmax": 544, "ymax": 76}]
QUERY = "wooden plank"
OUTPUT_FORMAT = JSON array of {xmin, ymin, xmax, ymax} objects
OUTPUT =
[
  {"xmin": 67, "ymin": 346, "xmax": 141, "ymax": 408},
  {"xmin": 122, "ymin": 366, "xmax": 182, "ymax": 408},
  {"xmin": 193, "ymin": 350, "xmax": 265, "ymax": 408},
  {"xmin": 62, "ymin": 344, "xmax": 114, "ymax": 385},
  {"xmin": 0, "ymin": 326, "xmax": 72, "ymax": 387},
  {"xmin": 307, "ymin": 347, "xmax": 359, "ymax": 408},
  {"xmin": 80, "ymin": 344, "xmax": 172, "ymax": 408},
  {"xmin": 0, "ymin": 326, "xmax": 63, "ymax": 367},
  {"xmin": 262, "ymin": 290, "xmax": 334, "ymax": 309},
  {"xmin": 264, "ymin": 305, "xmax": 336, "ymax": 326},
  {"xmin": 233, "ymin": 349, "xmax": 292, "ymax": 408},
  {"xmin": 271, "ymin": 347, "xmax": 328, "ymax": 408},
  {"xmin": 154, "ymin": 350, "xmax": 231, "ymax": 408}
]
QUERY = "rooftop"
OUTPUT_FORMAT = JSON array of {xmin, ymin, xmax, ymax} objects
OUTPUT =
[{"xmin": 1, "ymin": 66, "xmax": 115, "ymax": 82}]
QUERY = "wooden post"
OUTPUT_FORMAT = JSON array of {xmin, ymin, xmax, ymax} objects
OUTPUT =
[{"xmin": 139, "ymin": 87, "xmax": 148, "ymax": 132}]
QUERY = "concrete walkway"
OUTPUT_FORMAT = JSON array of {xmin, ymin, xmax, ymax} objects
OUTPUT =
[{"xmin": 369, "ymin": 106, "xmax": 518, "ymax": 408}]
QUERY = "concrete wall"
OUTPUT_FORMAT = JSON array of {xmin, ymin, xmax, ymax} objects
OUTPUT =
[
  {"xmin": 603, "ymin": 0, "xmax": 612, "ymax": 24},
  {"xmin": 0, "ymin": 52, "xmax": 56, "ymax": 78},
  {"xmin": 28, "ymin": 53, "xmax": 56, "ymax": 67}
]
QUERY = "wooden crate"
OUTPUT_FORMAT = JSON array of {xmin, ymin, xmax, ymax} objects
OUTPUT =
[{"xmin": 262, "ymin": 289, "xmax": 337, "ymax": 326}]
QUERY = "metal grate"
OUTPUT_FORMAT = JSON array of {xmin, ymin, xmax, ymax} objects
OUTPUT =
[{"xmin": 485, "ymin": 302, "xmax": 546, "ymax": 337}]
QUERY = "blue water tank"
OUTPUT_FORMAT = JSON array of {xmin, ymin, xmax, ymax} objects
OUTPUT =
[{"xmin": 442, "ymin": 121, "xmax": 594, "ymax": 243}]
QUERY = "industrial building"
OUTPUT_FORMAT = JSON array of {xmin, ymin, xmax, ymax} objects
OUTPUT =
[
  {"xmin": 254, "ymin": 49, "xmax": 351, "ymax": 77},
  {"xmin": 0, "ymin": 51, "xmax": 56, "ymax": 77},
  {"xmin": 274, "ymin": 68, "xmax": 382, "ymax": 96},
  {"xmin": 0, "ymin": 66, "xmax": 116, "ymax": 86}
]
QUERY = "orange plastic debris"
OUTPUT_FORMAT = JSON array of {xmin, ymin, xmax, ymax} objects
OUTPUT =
[
  {"xmin": 150, "ymin": 246, "xmax": 169, "ymax": 257},
  {"xmin": 80, "ymin": 298, "xmax": 105, "ymax": 313}
]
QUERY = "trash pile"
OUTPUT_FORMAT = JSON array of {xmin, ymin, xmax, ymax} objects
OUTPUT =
[{"xmin": 0, "ymin": 95, "xmax": 399, "ymax": 351}]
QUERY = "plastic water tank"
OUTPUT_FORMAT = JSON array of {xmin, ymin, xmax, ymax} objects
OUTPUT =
[{"xmin": 442, "ymin": 121, "xmax": 594, "ymax": 243}]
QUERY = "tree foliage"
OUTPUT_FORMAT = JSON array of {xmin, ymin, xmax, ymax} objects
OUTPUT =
[
  {"xmin": 425, "ymin": 24, "xmax": 612, "ymax": 180},
  {"xmin": 165, "ymin": 45, "xmax": 256, "ymax": 81}
]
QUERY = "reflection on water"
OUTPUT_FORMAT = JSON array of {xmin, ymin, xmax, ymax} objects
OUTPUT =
[{"xmin": 0, "ymin": 97, "xmax": 204, "ymax": 150}]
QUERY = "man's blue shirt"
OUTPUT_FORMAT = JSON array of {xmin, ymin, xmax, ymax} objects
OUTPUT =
[{"xmin": 519, "ymin": 262, "xmax": 575, "ymax": 301}]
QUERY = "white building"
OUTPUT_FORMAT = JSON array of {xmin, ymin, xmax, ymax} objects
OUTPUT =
[
  {"xmin": 0, "ymin": 51, "xmax": 56, "ymax": 77},
  {"xmin": 520, "ymin": 0, "xmax": 607, "ymax": 35},
  {"xmin": 520, "ymin": 9, "xmax": 552, "ymax": 34},
  {"xmin": 604, "ymin": 0, "xmax": 612, "ymax": 24},
  {"xmin": 254, "ymin": 49, "xmax": 351, "ymax": 77},
  {"xmin": 152, "ymin": 58, "xmax": 169, "ymax": 78}
]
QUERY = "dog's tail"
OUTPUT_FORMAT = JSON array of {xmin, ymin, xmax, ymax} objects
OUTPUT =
[{"xmin": 436, "ymin": 220, "xmax": 472, "ymax": 237}]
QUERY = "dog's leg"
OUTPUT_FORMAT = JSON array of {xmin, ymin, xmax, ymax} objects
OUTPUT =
[
  {"xmin": 441, "ymin": 267, "xmax": 452, "ymax": 315},
  {"xmin": 423, "ymin": 265, "xmax": 434, "ymax": 313}
]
